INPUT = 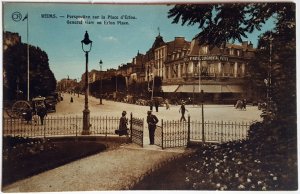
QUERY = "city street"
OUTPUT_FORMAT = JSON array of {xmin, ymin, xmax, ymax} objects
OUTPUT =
[{"xmin": 57, "ymin": 93, "xmax": 262, "ymax": 124}]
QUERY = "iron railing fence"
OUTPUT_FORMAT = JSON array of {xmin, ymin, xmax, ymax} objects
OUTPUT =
[
  {"xmin": 3, "ymin": 116, "xmax": 122, "ymax": 138},
  {"xmin": 3, "ymin": 116, "xmax": 252, "ymax": 149},
  {"xmin": 189, "ymin": 120, "xmax": 250, "ymax": 143},
  {"xmin": 161, "ymin": 120, "xmax": 189, "ymax": 149},
  {"xmin": 154, "ymin": 125, "xmax": 162, "ymax": 147},
  {"xmin": 90, "ymin": 116, "xmax": 120, "ymax": 135},
  {"xmin": 154, "ymin": 118, "xmax": 251, "ymax": 149},
  {"xmin": 130, "ymin": 114, "xmax": 144, "ymax": 147}
]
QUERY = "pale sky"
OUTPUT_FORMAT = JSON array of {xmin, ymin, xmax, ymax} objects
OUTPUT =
[{"xmin": 3, "ymin": 2, "xmax": 276, "ymax": 81}]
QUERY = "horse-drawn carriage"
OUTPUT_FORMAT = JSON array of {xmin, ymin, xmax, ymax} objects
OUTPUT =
[{"xmin": 5, "ymin": 97, "xmax": 48, "ymax": 119}]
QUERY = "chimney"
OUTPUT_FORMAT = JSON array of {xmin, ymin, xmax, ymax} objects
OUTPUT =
[
  {"xmin": 242, "ymin": 41, "xmax": 248, "ymax": 46},
  {"xmin": 249, "ymin": 41, "xmax": 253, "ymax": 48}
]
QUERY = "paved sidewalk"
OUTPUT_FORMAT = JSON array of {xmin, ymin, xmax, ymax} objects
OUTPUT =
[{"xmin": 3, "ymin": 143, "xmax": 189, "ymax": 192}]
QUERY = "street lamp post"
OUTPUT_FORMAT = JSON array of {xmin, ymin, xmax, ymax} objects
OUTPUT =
[
  {"xmin": 113, "ymin": 73, "xmax": 118, "ymax": 101},
  {"xmin": 116, "ymin": 75, "xmax": 118, "ymax": 93},
  {"xmin": 263, "ymin": 35, "xmax": 273, "ymax": 112},
  {"xmin": 201, "ymin": 90, "xmax": 205, "ymax": 143},
  {"xmin": 198, "ymin": 61, "xmax": 205, "ymax": 143},
  {"xmin": 81, "ymin": 31, "xmax": 93, "ymax": 135},
  {"xmin": 77, "ymin": 78, "xmax": 80, "ymax": 97},
  {"xmin": 151, "ymin": 73, "xmax": 154, "ymax": 100},
  {"xmin": 99, "ymin": 60, "xmax": 103, "ymax": 105},
  {"xmin": 147, "ymin": 64, "xmax": 150, "ymax": 92}
]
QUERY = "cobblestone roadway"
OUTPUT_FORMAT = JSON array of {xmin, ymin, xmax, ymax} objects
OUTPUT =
[{"xmin": 56, "ymin": 93, "xmax": 262, "ymax": 123}]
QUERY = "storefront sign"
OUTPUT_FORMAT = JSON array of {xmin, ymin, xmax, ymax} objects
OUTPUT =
[{"xmin": 189, "ymin": 55, "xmax": 229, "ymax": 62}]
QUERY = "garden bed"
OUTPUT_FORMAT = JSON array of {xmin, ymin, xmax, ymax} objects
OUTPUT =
[
  {"xmin": 2, "ymin": 136, "xmax": 108, "ymax": 186},
  {"xmin": 133, "ymin": 140, "xmax": 297, "ymax": 190}
]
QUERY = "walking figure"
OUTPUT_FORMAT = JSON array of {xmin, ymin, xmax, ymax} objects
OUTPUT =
[
  {"xmin": 70, "ymin": 97, "xmax": 73, "ymax": 103},
  {"xmin": 24, "ymin": 107, "xmax": 33, "ymax": 124},
  {"xmin": 147, "ymin": 111, "xmax": 158, "ymax": 145},
  {"xmin": 37, "ymin": 105, "xmax": 47, "ymax": 125},
  {"xmin": 154, "ymin": 99, "xmax": 159, "ymax": 112},
  {"xmin": 179, "ymin": 102, "xmax": 188, "ymax": 122},
  {"xmin": 242, "ymin": 99, "xmax": 247, "ymax": 110},
  {"xmin": 149, "ymin": 100, "xmax": 153, "ymax": 111},
  {"xmin": 165, "ymin": 99, "xmax": 170, "ymax": 110}
]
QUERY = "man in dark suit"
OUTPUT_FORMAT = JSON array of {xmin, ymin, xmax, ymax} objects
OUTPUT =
[{"xmin": 146, "ymin": 111, "xmax": 159, "ymax": 145}]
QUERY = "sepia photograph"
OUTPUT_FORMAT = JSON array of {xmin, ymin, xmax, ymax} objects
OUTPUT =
[{"xmin": 1, "ymin": 0, "xmax": 298, "ymax": 192}]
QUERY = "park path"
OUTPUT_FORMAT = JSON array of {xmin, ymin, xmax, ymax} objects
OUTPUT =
[{"xmin": 3, "ymin": 143, "xmax": 189, "ymax": 192}]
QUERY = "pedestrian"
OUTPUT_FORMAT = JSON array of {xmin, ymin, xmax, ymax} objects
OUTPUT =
[
  {"xmin": 32, "ymin": 111, "xmax": 39, "ymax": 126},
  {"xmin": 70, "ymin": 97, "xmax": 73, "ymax": 103},
  {"xmin": 165, "ymin": 99, "xmax": 170, "ymax": 110},
  {"xmin": 179, "ymin": 102, "xmax": 188, "ymax": 122},
  {"xmin": 37, "ymin": 105, "xmax": 47, "ymax": 125},
  {"xmin": 154, "ymin": 99, "xmax": 159, "ymax": 112},
  {"xmin": 149, "ymin": 99, "xmax": 153, "ymax": 111},
  {"xmin": 115, "ymin": 111, "xmax": 129, "ymax": 141},
  {"xmin": 188, "ymin": 97, "xmax": 192, "ymax": 104},
  {"xmin": 24, "ymin": 107, "xmax": 33, "ymax": 124},
  {"xmin": 147, "ymin": 110, "xmax": 159, "ymax": 145},
  {"xmin": 242, "ymin": 98, "xmax": 247, "ymax": 110}
]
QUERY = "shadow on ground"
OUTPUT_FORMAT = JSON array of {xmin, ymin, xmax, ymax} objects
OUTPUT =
[{"xmin": 2, "ymin": 137, "xmax": 118, "ymax": 186}]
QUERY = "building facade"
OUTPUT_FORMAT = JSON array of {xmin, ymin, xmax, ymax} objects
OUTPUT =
[
  {"xmin": 81, "ymin": 33, "xmax": 255, "ymax": 103},
  {"xmin": 148, "ymin": 36, "xmax": 255, "ymax": 103}
]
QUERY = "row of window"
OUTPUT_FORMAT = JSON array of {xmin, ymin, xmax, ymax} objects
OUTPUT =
[
  {"xmin": 165, "ymin": 47, "xmax": 247, "ymax": 64},
  {"xmin": 155, "ymin": 47, "xmax": 166, "ymax": 59},
  {"xmin": 164, "ymin": 63, "xmax": 245, "ymax": 79}
]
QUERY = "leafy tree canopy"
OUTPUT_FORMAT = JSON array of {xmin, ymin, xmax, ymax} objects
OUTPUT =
[
  {"xmin": 3, "ymin": 42, "xmax": 57, "ymax": 100},
  {"xmin": 168, "ymin": 3, "xmax": 296, "ymax": 141},
  {"xmin": 168, "ymin": 3, "xmax": 295, "ymax": 47}
]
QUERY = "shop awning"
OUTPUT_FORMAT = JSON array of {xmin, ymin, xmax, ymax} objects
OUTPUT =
[
  {"xmin": 162, "ymin": 85, "xmax": 179, "ymax": 92},
  {"xmin": 175, "ymin": 85, "xmax": 244, "ymax": 93},
  {"xmin": 227, "ymin": 85, "xmax": 244, "ymax": 93}
]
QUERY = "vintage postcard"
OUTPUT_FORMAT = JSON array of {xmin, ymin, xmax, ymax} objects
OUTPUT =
[{"xmin": 1, "ymin": 0, "xmax": 298, "ymax": 192}]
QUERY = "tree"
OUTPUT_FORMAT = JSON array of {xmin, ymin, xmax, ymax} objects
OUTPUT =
[
  {"xmin": 168, "ymin": 3, "xmax": 296, "ymax": 119},
  {"xmin": 168, "ymin": 4, "xmax": 297, "ymax": 188},
  {"xmin": 3, "ymin": 42, "xmax": 57, "ymax": 100},
  {"xmin": 168, "ymin": 3, "xmax": 294, "ymax": 47}
]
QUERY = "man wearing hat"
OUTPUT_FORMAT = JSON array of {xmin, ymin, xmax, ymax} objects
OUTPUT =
[
  {"xmin": 146, "ymin": 110, "xmax": 159, "ymax": 145},
  {"xmin": 179, "ymin": 101, "xmax": 188, "ymax": 122}
]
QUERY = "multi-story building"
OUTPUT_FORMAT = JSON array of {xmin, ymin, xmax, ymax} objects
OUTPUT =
[
  {"xmin": 146, "ymin": 35, "xmax": 255, "ymax": 103},
  {"xmin": 83, "ymin": 32, "xmax": 255, "ymax": 103},
  {"xmin": 57, "ymin": 78, "xmax": 78, "ymax": 92},
  {"xmin": 144, "ymin": 34, "xmax": 166, "ymax": 83},
  {"xmin": 164, "ymin": 37, "xmax": 191, "ymax": 83},
  {"xmin": 173, "ymin": 39, "xmax": 254, "ymax": 103},
  {"xmin": 130, "ymin": 51, "xmax": 146, "ymax": 83}
]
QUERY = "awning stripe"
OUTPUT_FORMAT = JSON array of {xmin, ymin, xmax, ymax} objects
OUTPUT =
[
  {"xmin": 161, "ymin": 85, "xmax": 179, "ymax": 92},
  {"xmin": 174, "ymin": 85, "xmax": 243, "ymax": 93}
]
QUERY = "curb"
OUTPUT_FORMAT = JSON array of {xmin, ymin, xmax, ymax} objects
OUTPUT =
[{"xmin": 127, "ymin": 149, "xmax": 195, "ymax": 190}]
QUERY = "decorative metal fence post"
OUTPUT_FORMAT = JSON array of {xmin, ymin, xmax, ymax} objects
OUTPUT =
[
  {"xmin": 105, "ymin": 116, "xmax": 108, "ymax": 138},
  {"xmin": 130, "ymin": 112, "xmax": 133, "ymax": 143},
  {"xmin": 44, "ymin": 122, "xmax": 46, "ymax": 138},
  {"xmin": 187, "ymin": 115, "xmax": 191, "ymax": 147},
  {"xmin": 76, "ymin": 116, "xmax": 78, "ymax": 137},
  {"xmin": 142, "ymin": 118, "xmax": 144, "ymax": 147},
  {"xmin": 221, "ymin": 120, "xmax": 224, "ymax": 143},
  {"xmin": 161, "ymin": 119, "xmax": 164, "ymax": 150}
]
